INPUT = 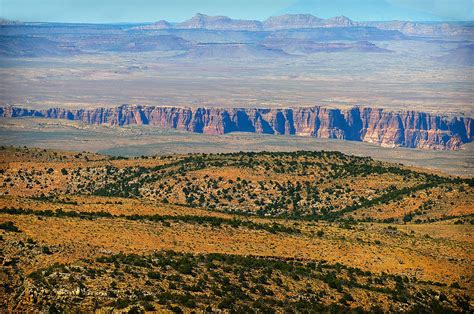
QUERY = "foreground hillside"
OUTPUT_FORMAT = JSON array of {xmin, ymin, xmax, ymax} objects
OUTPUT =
[{"xmin": 0, "ymin": 147, "xmax": 472, "ymax": 312}]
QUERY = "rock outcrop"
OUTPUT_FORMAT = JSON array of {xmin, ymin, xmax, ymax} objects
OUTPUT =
[
  {"xmin": 263, "ymin": 14, "xmax": 324, "ymax": 30},
  {"xmin": 134, "ymin": 14, "xmax": 472, "ymax": 38},
  {"xmin": 1, "ymin": 105, "xmax": 471, "ymax": 150},
  {"xmin": 176, "ymin": 13, "xmax": 263, "ymax": 31}
]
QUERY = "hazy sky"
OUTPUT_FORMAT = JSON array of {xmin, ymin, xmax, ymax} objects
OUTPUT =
[{"xmin": 0, "ymin": 0, "xmax": 472, "ymax": 23}]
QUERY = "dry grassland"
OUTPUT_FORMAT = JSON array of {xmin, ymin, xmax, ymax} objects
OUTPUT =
[{"xmin": 0, "ymin": 147, "xmax": 472, "ymax": 312}]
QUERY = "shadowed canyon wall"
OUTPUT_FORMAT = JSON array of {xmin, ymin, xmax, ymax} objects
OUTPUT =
[{"xmin": 1, "ymin": 105, "xmax": 472, "ymax": 150}]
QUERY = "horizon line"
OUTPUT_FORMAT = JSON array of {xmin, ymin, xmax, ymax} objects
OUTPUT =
[{"xmin": 2, "ymin": 12, "xmax": 473, "ymax": 24}]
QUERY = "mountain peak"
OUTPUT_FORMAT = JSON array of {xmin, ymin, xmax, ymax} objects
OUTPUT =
[
  {"xmin": 263, "ymin": 14, "xmax": 357, "ymax": 30},
  {"xmin": 324, "ymin": 15, "xmax": 356, "ymax": 27},
  {"xmin": 264, "ymin": 14, "xmax": 324, "ymax": 30},
  {"xmin": 177, "ymin": 13, "xmax": 262, "ymax": 31},
  {"xmin": 330, "ymin": 15, "xmax": 353, "ymax": 21}
]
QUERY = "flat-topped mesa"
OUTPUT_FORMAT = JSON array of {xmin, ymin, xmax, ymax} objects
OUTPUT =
[{"xmin": 1, "ymin": 105, "xmax": 472, "ymax": 150}]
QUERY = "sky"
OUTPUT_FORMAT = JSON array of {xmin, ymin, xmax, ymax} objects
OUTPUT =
[{"xmin": 0, "ymin": 0, "xmax": 472, "ymax": 23}]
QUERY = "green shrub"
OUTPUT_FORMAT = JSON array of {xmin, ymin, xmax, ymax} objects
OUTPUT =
[{"xmin": 0, "ymin": 221, "xmax": 20, "ymax": 232}]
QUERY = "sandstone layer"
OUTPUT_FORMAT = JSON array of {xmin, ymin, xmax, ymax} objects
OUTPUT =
[{"xmin": 1, "ymin": 105, "xmax": 472, "ymax": 150}]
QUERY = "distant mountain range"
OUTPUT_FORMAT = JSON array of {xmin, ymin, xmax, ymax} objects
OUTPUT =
[
  {"xmin": 131, "ymin": 13, "xmax": 355, "ymax": 31},
  {"xmin": 176, "ymin": 13, "xmax": 262, "ymax": 31},
  {"xmin": 1, "ymin": 13, "xmax": 472, "ymax": 62},
  {"xmin": 134, "ymin": 13, "xmax": 473, "ymax": 38}
]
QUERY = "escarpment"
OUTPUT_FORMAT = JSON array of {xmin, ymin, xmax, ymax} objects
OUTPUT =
[{"xmin": 1, "ymin": 105, "xmax": 472, "ymax": 150}]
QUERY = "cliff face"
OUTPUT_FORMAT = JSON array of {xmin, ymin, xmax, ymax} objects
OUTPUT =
[{"xmin": 1, "ymin": 105, "xmax": 472, "ymax": 150}]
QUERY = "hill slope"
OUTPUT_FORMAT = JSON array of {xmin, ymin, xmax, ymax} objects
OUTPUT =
[{"xmin": 0, "ymin": 147, "xmax": 472, "ymax": 312}]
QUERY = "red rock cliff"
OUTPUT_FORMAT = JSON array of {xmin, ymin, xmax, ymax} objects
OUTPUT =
[{"xmin": 1, "ymin": 105, "xmax": 471, "ymax": 150}]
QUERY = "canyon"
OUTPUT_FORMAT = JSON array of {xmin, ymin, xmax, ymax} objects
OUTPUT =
[{"xmin": 1, "ymin": 105, "xmax": 472, "ymax": 150}]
